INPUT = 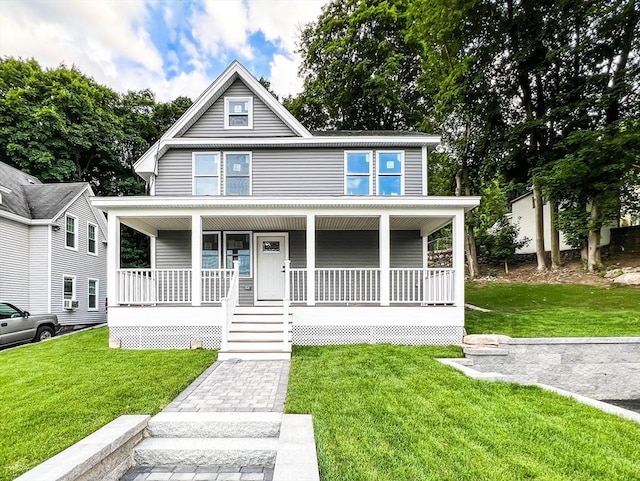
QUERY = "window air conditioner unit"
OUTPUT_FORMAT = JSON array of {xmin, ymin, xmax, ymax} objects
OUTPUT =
[{"xmin": 63, "ymin": 299, "xmax": 78, "ymax": 310}]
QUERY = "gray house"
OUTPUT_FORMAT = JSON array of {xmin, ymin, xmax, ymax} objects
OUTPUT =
[
  {"xmin": 92, "ymin": 61, "xmax": 479, "ymax": 359},
  {"xmin": 0, "ymin": 161, "xmax": 107, "ymax": 325}
]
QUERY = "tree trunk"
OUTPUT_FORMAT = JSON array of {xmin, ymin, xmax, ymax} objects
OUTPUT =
[
  {"xmin": 587, "ymin": 202, "xmax": 602, "ymax": 271},
  {"xmin": 549, "ymin": 200, "xmax": 561, "ymax": 269},
  {"xmin": 504, "ymin": 259, "xmax": 509, "ymax": 275},
  {"xmin": 465, "ymin": 221, "xmax": 480, "ymax": 279},
  {"xmin": 533, "ymin": 180, "xmax": 548, "ymax": 270}
]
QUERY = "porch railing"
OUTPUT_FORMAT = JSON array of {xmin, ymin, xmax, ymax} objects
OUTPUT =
[
  {"xmin": 117, "ymin": 269, "xmax": 192, "ymax": 304},
  {"xmin": 289, "ymin": 268, "xmax": 308, "ymax": 303},
  {"xmin": 202, "ymin": 268, "xmax": 235, "ymax": 302},
  {"xmin": 390, "ymin": 268, "xmax": 455, "ymax": 304},
  {"xmin": 221, "ymin": 261, "xmax": 240, "ymax": 352},
  {"xmin": 315, "ymin": 268, "xmax": 381, "ymax": 303}
]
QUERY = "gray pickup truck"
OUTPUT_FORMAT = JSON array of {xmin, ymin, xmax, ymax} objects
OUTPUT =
[{"xmin": 0, "ymin": 301, "xmax": 61, "ymax": 347}]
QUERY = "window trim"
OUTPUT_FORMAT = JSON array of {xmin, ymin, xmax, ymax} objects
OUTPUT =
[
  {"xmin": 87, "ymin": 278, "xmax": 98, "ymax": 311},
  {"xmin": 376, "ymin": 150, "xmax": 405, "ymax": 196},
  {"xmin": 344, "ymin": 150, "xmax": 373, "ymax": 196},
  {"xmin": 63, "ymin": 275, "xmax": 76, "ymax": 304},
  {"xmin": 202, "ymin": 231, "xmax": 222, "ymax": 269},
  {"xmin": 223, "ymin": 151, "xmax": 252, "ymax": 196},
  {"xmin": 224, "ymin": 96, "xmax": 253, "ymax": 130},
  {"xmin": 65, "ymin": 214, "xmax": 78, "ymax": 251},
  {"xmin": 192, "ymin": 152, "xmax": 221, "ymax": 196},
  {"xmin": 87, "ymin": 222, "xmax": 98, "ymax": 256},
  {"xmin": 224, "ymin": 231, "xmax": 252, "ymax": 278}
]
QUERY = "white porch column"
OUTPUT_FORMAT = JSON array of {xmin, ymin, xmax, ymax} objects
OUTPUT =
[
  {"xmin": 422, "ymin": 234, "xmax": 429, "ymax": 268},
  {"xmin": 107, "ymin": 213, "xmax": 120, "ymax": 308},
  {"xmin": 191, "ymin": 214, "xmax": 202, "ymax": 306},
  {"xmin": 306, "ymin": 214, "xmax": 316, "ymax": 306},
  {"xmin": 379, "ymin": 213, "xmax": 390, "ymax": 306},
  {"xmin": 452, "ymin": 209, "xmax": 465, "ymax": 307}
]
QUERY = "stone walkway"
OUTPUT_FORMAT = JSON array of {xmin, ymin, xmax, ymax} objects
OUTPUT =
[
  {"xmin": 120, "ymin": 359, "xmax": 290, "ymax": 481},
  {"xmin": 163, "ymin": 360, "xmax": 290, "ymax": 413}
]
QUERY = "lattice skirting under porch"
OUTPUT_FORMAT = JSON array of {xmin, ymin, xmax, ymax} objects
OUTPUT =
[
  {"xmin": 109, "ymin": 326, "xmax": 222, "ymax": 349},
  {"xmin": 292, "ymin": 325, "xmax": 464, "ymax": 346}
]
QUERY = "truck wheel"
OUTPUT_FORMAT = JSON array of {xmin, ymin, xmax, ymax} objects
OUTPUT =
[{"xmin": 35, "ymin": 326, "xmax": 54, "ymax": 342}]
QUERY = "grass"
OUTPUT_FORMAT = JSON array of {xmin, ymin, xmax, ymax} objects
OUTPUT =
[
  {"xmin": 466, "ymin": 283, "xmax": 640, "ymax": 337},
  {"xmin": 286, "ymin": 344, "xmax": 640, "ymax": 481},
  {"xmin": 0, "ymin": 327, "xmax": 217, "ymax": 481}
]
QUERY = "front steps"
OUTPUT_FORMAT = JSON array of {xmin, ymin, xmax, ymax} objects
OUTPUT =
[
  {"xmin": 218, "ymin": 310, "xmax": 292, "ymax": 361},
  {"xmin": 134, "ymin": 412, "xmax": 281, "ymax": 468}
]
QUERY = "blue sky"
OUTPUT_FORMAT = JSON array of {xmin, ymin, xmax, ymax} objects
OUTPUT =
[{"xmin": 0, "ymin": 0, "xmax": 328, "ymax": 101}]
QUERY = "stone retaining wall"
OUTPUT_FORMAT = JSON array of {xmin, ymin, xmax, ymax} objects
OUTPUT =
[
  {"xmin": 464, "ymin": 336, "xmax": 640, "ymax": 400},
  {"xmin": 15, "ymin": 415, "xmax": 149, "ymax": 481},
  {"xmin": 610, "ymin": 225, "xmax": 640, "ymax": 254}
]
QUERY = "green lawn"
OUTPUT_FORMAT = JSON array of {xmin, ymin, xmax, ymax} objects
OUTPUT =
[
  {"xmin": 466, "ymin": 283, "xmax": 640, "ymax": 337},
  {"xmin": 0, "ymin": 328, "xmax": 217, "ymax": 481},
  {"xmin": 286, "ymin": 344, "xmax": 640, "ymax": 481}
]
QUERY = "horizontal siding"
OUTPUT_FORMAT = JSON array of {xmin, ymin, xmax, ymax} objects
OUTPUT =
[
  {"xmin": 155, "ymin": 147, "xmax": 425, "ymax": 197},
  {"xmin": 182, "ymin": 79, "xmax": 296, "ymax": 138},
  {"xmin": 51, "ymin": 194, "xmax": 107, "ymax": 324},
  {"xmin": 0, "ymin": 218, "xmax": 30, "ymax": 307},
  {"xmin": 28, "ymin": 225, "xmax": 49, "ymax": 313},
  {"xmin": 390, "ymin": 230, "xmax": 423, "ymax": 268},
  {"xmin": 157, "ymin": 231, "xmax": 192, "ymax": 268}
]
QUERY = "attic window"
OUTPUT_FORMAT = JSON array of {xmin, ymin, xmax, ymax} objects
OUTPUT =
[{"xmin": 224, "ymin": 97, "xmax": 253, "ymax": 129}]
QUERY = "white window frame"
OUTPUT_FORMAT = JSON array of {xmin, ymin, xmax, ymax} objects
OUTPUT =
[
  {"xmin": 224, "ymin": 231, "xmax": 252, "ymax": 278},
  {"xmin": 87, "ymin": 222, "xmax": 98, "ymax": 256},
  {"xmin": 87, "ymin": 278, "xmax": 98, "ymax": 311},
  {"xmin": 224, "ymin": 96, "xmax": 253, "ymax": 129},
  {"xmin": 344, "ymin": 151, "xmax": 373, "ymax": 195},
  {"xmin": 376, "ymin": 150, "xmax": 405, "ymax": 196},
  {"xmin": 223, "ymin": 152, "xmax": 252, "ymax": 196},
  {"xmin": 202, "ymin": 231, "xmax": 222, "ymax": 269},
  {"xmin": 192, "ymin": 152, "xmax": 221, "ymax": 196},
  {"xmin": 65, "ymin": 214, "xmax": 78, "ymax": 251},
  {"xmin": 63, "ymin": 275, "xmax": 76, "ymax": 303}
]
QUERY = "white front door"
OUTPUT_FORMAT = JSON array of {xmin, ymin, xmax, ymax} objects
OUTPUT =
[{"xmin": 256, "ymin": 234, "xmax": 287, "ymax": 301}]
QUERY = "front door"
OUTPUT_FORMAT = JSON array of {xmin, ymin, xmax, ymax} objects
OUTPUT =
[{"xmin": 256, "ymin": 234, "xmax": 287, "ymax": 301}]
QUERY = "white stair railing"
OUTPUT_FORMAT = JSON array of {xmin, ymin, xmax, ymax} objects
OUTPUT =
[
  {"xmin": 283, "ymin": 260, "xmax": 291, "ymax": 352},
  {"xmin": 220, "ymin": 261, "xmax": 240, "ymax": 352}
]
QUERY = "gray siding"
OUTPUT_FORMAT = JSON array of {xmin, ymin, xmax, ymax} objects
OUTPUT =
[
  {"xmin": 390, "ymin": 230, "xmax": 423, "ymax": 267},
  {"xmin": 0, "ymin": 218, "xmax": 30, "ymax": 307},
  {"xmin": 28, "ymin": 225, "xmax": 49, "ymax": 313},
  {"xmin": 156, "ymin": 230, "xmax": 191, "ymax": 268},
  {"xmin": 182, "ymin": 79, "xmax": 296, "ymax": 138},
  {"xmin": 155, "ymin": 147, "xmax": 424, "ymax": 197},
  {"xmin": 51, "ymin": 194, "xmax": 107, "ymax": 325}
]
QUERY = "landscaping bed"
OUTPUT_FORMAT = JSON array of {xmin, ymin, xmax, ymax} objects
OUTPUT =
[{"xmin": 0, "ymin": 327, "xmax": 217, "ymax": 481}]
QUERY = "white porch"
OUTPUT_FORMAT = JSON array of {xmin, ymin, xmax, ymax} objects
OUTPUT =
[{"xmin": 93, "ymin": 196, "xmax": 479, "ymax": 352}]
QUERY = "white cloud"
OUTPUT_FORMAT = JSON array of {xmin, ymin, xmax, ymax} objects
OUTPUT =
[{"xmin": 0, "ymin": 0, "xmax": 329, "ymax": 101}]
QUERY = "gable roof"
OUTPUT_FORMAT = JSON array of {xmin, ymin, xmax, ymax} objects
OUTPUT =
[
  {"xmin": 134, "ymin": 60, "xmax": 313, "ymax": 178},
  {"xmin": 0, "ymin": 162, "xmax": 106, "ymax": 236}
]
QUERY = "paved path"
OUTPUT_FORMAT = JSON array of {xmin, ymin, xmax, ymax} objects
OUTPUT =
[
  {"xmin": 120, "ymin": 359, "xmax": 290, "ymax": 481},
  {"xmin": 163, "ymin": 360, "xmax": 290, "ymax": 413}
]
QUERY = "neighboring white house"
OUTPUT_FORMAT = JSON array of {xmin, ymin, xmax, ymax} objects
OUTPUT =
[
  {"xmin": 91, "ymin": 61, "xmax": 480, "ymax": 359},
  {"xmin": 0, "ymin": 161, "xmax": 108, "ymax": 325},
  {"xmin": 509, "ymin": 191, "xmax": 612, "ymax": 254}
]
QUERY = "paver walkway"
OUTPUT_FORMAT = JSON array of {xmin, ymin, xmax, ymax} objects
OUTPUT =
[{"xmin": 120, "ymin": 359, "xmax": 290, "ymax": 481}]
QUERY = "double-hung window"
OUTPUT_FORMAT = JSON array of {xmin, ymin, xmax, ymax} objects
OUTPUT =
[
  {"xmin": 225, "ymin": 232, "xmax": 251, "ymax": 277},
  {"xmin": 345, "ymin": 151, "xmax": 372, "ymax": 195},
  {"xmin": 202, "ymin": 232, "xmax": 221, "ymax": 269},
  {"xmin": 224, "ymin": 97, "xmax": 253, "ymax": 129},
  {"xmin": 88, "ymin": 279, "xmax": 98, "ymax": 311},
  {"xmin": 193, "ymin": 153, "xmax": 220, "ymax": 195},
  {"xmin": 65, "ymin": 214, "xmax": 77, "ymax": 250},
  {"xmin": 377, "ymin": 151, "xmax": 404, "ymax": 196},
  {"xmin": 63, "ymin": 276, "xmax": 75, "ymax": 301},
  {"xmin": 87, "ymin": 223, "xmax": 97, "ymax": 255},
  {"xmin": 225, "ymin": 153, "xmax": 251, "ymax": 195}
]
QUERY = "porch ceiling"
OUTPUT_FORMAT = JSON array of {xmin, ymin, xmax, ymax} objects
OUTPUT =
[{"xmin": 119, "ymin": 214, "xmax": 453, "ymax": 234}]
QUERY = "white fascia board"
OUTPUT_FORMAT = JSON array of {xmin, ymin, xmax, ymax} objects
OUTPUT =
[
  {"xmin": 90, "ymin": 195, "xmax": 481, "ymax": 212},
  {"xmin": 0, "ymin": 210, "xmax": 55, "ymax": 225}
]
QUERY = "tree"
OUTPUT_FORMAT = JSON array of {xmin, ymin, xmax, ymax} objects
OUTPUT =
[
  {"xmin": 477, "ymin": 218, "xmax": 530, "ymax": 274},
  {"xmin": 290, "ymin": 0, "xmax": 428, "ymax": 131}
]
